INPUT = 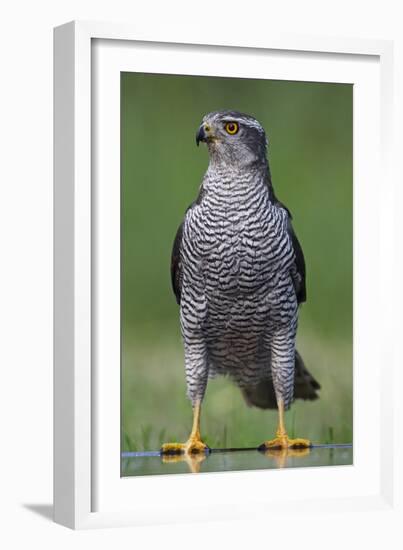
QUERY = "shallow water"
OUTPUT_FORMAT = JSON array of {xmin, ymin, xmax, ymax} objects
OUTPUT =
[{"xmin": 121, "ymin": 444, "xmax": 352, "ymax": 476}]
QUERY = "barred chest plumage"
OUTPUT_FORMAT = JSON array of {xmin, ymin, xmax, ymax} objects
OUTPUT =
[{"xmin": 182, "ymin": 165, "xmax": 295, "ymax": 307}]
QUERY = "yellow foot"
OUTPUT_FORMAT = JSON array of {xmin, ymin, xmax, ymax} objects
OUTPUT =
[
  {"xmin": 258, "ymin": 436, "xmax": 312, "ymax": 451},
  {"xmin": 160, "ymin": 438, "xmax": 210, "ymax": 456}
]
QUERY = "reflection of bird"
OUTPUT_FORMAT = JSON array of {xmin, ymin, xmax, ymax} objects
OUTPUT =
[{"xmin": 161, "ymin": 111, "xmax": 320, "ymax": 455}]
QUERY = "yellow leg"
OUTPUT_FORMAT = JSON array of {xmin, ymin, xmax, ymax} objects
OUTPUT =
[
  {"xmin": 160, "ymin": 400, "xmax": 210, "ymax": 455},
  {"xmin": 259, "ymin": 398, "xmax": 311, "ymax": 450}
]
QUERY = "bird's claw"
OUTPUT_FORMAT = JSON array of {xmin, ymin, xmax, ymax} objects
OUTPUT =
[
  {"xmin": 160, "ymin": 438, "xmax": 210, "ymax": 456},
  {"xmin": 258, "ymin": 436, "xmax": 311, "ymax": 451}
]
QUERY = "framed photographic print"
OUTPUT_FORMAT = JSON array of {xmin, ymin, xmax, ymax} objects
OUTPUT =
[{"xmin": 54, "ymin": 21, "xmax": 397, "ymax": 530}]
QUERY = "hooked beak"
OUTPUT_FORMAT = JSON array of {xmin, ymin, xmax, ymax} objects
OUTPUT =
[
  {"xmin": 196, "ymin": 124, "xmax": 207, "ymax": 146},
  {"xmin": 196, "ymin": 123, "xmax": 215, "ymax": 146}
]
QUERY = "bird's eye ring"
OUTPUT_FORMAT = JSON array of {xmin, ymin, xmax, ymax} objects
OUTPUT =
[{"xmin": 225, "ymin": 122, "xmax": 239, "ymax": 135}]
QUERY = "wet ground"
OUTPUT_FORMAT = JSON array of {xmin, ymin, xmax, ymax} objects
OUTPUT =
[{"xmin": 121, "ymin": 444, "xmax": 352, "ymax": 476}]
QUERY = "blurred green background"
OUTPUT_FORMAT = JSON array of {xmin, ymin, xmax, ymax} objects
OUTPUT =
[{"xmin": 121, "ymin": 73, "xmax": 353, "ymax": 454}]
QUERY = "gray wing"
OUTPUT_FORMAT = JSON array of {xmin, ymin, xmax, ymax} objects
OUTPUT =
[
  {"xmin": 170, "ymin": 221, "xmax": 184, "ymax": 305},
  {"xmin": 268, "ymin": 178, "xmax": 306, "ymax": 304},
  {"xmin": 270, "ymin": 190, "xmax": 307, "ymax": 304},
  {"xmin": 287, "ymin": 215, "xmax": 306, "ymax": 304}
]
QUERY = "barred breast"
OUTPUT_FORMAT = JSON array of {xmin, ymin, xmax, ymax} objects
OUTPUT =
[{"xmin": 179, "ymin": 164, "xmax": 298, "ymax": 388}]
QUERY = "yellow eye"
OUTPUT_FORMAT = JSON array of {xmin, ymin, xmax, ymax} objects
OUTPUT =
[{"xmin": 225, "ymin": 121, "xmax": 239, "ymax": 135}]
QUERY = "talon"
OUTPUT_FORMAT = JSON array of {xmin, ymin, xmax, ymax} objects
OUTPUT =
[
  {"xmin": 160, "ymin": 439, "xmax": 210, "ymax": 456},
  {"xmin": 186, "ymin": 439, "xmax": 210, "ymax": 455},
  {"xmin": 288, "ymin": 438, "xmax": 312, "ymax": 449},
  {"xmin": 259, "ymin": 436, "xmax": 311, "ymax": 451},
  {"xmin": 161, "ymin": 401, "xmax": 210, "ymax": 457},
  {"xmin": 160, "ymin": 443, "xmax": 186, "ymax": 455}
]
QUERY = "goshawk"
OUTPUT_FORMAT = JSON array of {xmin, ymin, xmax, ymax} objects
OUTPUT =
[{"xmin": 161, "ymin": 110, "xmax": 320, "ymax": 455}]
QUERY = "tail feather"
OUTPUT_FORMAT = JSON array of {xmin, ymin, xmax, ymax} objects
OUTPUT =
[
  {"xmin": 294, "ymin": 349, "xmax": 321, "ymax": 399},
  {"xmin": 241, "ymin": 350, "xmax": 320, "ymax": 410}
]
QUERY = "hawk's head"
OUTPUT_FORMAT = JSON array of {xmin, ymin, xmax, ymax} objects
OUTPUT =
[{"xmin": 196, "ymin": 110, "xmax": 268, "ymax": 168}]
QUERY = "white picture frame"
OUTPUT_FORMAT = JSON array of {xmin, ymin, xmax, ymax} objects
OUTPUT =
[{"xmin": 54, "ymin": 20, "xmax": 397, "ymax": 530}]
